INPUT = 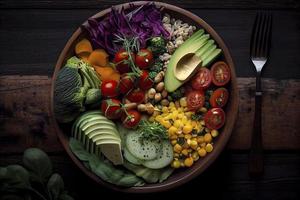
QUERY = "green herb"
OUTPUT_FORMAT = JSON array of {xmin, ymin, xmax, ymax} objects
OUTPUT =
[
  {"xmin": 191, "ymin": 113, "xmax": 203, "ymax": 121},
  {"xmin": 0, "ymin": 148, "xmax": 73, "ymax": 200},
  {"xmin": 138, "ymin": 120, "xmax": 168, "ymax": 142},
  {"xmin": 147, "ymin": 36, "xmax": 166, "ymax": 57},
  {"xmin": 149, "ymin": 59, "xmax": 164, "ymax": 73},
  {"xmin": 177, "ymin": 137, "xmax": 185, "ymax": 146}
]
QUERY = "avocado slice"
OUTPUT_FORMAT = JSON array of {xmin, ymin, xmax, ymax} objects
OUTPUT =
[
  {"xmin": 164, "ymin": 30, "xmax": 211, "ymax": 92},
  {"xmin": 201, "ymin": 44, "xmax": 217, "ymax": 61},
  {"xmin": 87, "ymin": 134, "xmax": 120, "ymax": 152},
  {"xmin": 86, "ymin": 129, "xmax": 121, "ymax": 151},
  {"xmin": 195, "ymin": 40, "xmax": 215, "ymax": 58},
  {"xmin": 202, "ymin": 48, "xmax": 222, "ymax": 67},
  {"xmin": 99, "ymin": 142, "xmax": 123, "ymax": 165}
]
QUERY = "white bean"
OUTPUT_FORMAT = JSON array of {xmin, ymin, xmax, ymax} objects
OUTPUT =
[
  {"xmin": 156, "ymin": 82, "xmax": 165, "ymax": 92},
  {"xmin": 147, "ymin": 88, "xmax": 156, "ymax": 99}
]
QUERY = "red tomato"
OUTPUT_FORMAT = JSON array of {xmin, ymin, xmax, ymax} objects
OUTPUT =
[
  {"xmin": 186, "ymin": 90, "xmax": 205, "ymax": 111},
  {"xmin": 138, "ymin": 70, "xmax": 153, "ymax": 90},
  {"xmin": 101, "ymin": 80, "xmax": 119, "ymax": 98},
  {"xmin": 209, "ymin": 88, "xmax": 229, "ymax": 108},
  {"xmin": 211, "ymin": 61, "xmax": 231, "ymax": 86},
  {"xmin": 191, "ymin": 67, "xmax": 212, "ymax": 90},
  {"xmin": 114, "ymin": 49, "xmax": 135, "ymax": 74},
  {"xmin": 126, "ymin": 89, "xmax": 145, "ymax": 104},
  {"xmin": 204, "ymin": 108, "xmax": 226, "ymax": 130},
  {"xmin": 122, "ymin": 110, "xmax": 141, "ymax": 128},
  {"xmin": 101, "ymin": 99, "xmax": 122, "ymax": 119},
  {"xmin": 135, "ymin": 49, "xmax": 153, "ymax": 69},
  {"xmin": 119, "ymin": 73, "xmax": 135, "ymax": 94}
]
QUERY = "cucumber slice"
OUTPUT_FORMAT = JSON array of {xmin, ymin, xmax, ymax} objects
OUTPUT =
[
  {"xmin": 123, "ymin": 147, "xmax": 143, "ymax": 165},
  {"xmin": 126, "ymin": 131, "xmax": 161, "ymax": 160},
  {"xmin": 142, "ymin": 140, "xmax": 173, "ymax": 169}
]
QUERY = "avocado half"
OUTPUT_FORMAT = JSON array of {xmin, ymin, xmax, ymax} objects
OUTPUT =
[{"xmin": 164, "ymin": 29, "xmax": 222, "ymax": 92}]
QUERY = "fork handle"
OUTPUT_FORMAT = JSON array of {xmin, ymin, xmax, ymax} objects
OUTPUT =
[{"xmin": 249, "ymin": 74, "xmax": 264, "ymax": 178}]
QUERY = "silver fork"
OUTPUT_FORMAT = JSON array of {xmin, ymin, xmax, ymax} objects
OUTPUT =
[{"xmin": 249, "ymin": 12, "xmax": 272, "ymax": 177}]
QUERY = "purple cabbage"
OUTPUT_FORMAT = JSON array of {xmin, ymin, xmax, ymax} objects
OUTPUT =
[{"xmin": 82, "ymin": 3, "xmax": 170, "ymax": 55}]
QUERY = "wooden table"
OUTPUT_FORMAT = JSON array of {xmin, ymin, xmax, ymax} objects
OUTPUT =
[{"xmin": 1, "ymin": 0, "xmax": 299, "ymax": 199}]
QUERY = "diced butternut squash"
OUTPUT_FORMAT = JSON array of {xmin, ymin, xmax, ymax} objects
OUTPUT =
[
  {"xmin": 77, "ymin": 52, "xmax": 91, "ymax": 63},
  {"xmin": 94, "ymin": 66, "xmax": 115, "ymax": 81},
  {"xmin": 75, "ymin": 38, "xmax": 93, "ymax": 55},
  {"xmin": 88, "ymin": 49, "xmax": 109, "ymax": 67}
]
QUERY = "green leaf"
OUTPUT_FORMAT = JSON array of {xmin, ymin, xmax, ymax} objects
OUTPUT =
[
  {"xmin": 47, "ymin": 173, "xmax": 64, "ymax": 200},
  {"xmin": 22, "ymin": 148, "xmax": 52, "ymax": 184},
  {"xmin": 69, "ymin": 138, "xmax": 90, "ymax": 162}
]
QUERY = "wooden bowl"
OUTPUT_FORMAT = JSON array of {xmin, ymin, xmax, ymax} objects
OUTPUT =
[{"xmin": 50, "ymin": 1, "xmax": 238, "ymax": 193}]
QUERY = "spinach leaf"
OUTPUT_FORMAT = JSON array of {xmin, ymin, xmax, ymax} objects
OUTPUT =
[
  {"xmin": 69, "ymin": 138, "xmax": 90, "ymax": 162},
  {"xmin": 58, "ymin": 192, "xmax": 74, "ymax": 200},
  {"xmin": 47, "ymin": 173, "xmax": 64, "ymax": 200},
  {"xmin": 23, "ymin": 148, "xmax": 52, "ymax": 184}
]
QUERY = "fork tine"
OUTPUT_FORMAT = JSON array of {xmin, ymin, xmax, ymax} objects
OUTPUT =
[
  {"xmin": 257, "ymin": 13, "xmax": 267, "ymax": 57},
  {"xmin": 261, "ymin": 13, "xmax": 272, "ymax": 58},
  {"xmin": 250, "ymin": 13, "xmax": 263, "ymax": 58}
]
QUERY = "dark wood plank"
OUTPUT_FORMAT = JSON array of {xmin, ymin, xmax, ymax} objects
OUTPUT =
[
  {"xmin": 0, "ymin": 9, "xmax": 299, "ymax": 78},
  {"xmin": 0, "ymin": 152, "xmax": 299, "ymax": 199},
  {"xmin": 0, "ymin": 75, "xmax": 299, "ymax": 153},
  {"xmin": 0, "ymin": 0, "xmax": 299, "ymax": 9}
]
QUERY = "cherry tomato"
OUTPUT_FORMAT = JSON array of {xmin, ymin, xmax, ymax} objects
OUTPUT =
[
  {"xmin": 186, "ymin": 90, "xmax": 205, "ymax": 111},
  {"xmin": 191, "ymin": 67, "xmax": 212, "ymax": 90},
  {"xmin": 101, "ymin": 80, "xmax": 119, "ymax": 98},
  {"xmin": 135, "ymin": 49, "xmax": 153, "ymax": 69},
  {"xmin": 211, "ymin": 61, "xmax": 231, "ymax": 86},
  {"xmin": 204, "ymin": 108, "xmax": 226, "ymax": 130},
  {"xmin": 114, "ymin": 49, "xmax": 135, "ymax": 74},
  {"xmin": 101, "ymin": 99, "xmax": 122, "ymax": 119},
  {"xmin": 122, "ymin": 110, "xmax": 141, "ymax": 128},
  {"xmin": 209, "ymin": 88, "xmax": 229, "ymax": 108},
  {"xmin": 138, "ymin": 70, "xmax": 154, "ymax": 90},
  {"xmin": 119, "ymin": 73, "xmax": 135, "ymax": 95},
  {"xmin": 126, "ymin": 89, "xmax": 145, "ymax": 104}
]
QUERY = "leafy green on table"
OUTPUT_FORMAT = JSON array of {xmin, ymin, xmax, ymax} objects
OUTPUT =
[{"xmin": 0, "ymin": 148, "xmax": 73, "ymax": 200}]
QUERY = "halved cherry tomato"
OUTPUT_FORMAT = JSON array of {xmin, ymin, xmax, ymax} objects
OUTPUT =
[
  {"xmin": 101, "ymin": 80, "xmax": 119, "ymax": 98},
  {"xmin": 126, "ymin": 89, "xmax": 145, "ymax": 104},
  {"xmin": 114, "ymin": 49, "xmax": 135, "ymax": 74},
  {"xmin": 122, "ymin": 110, "xmax": 141, "ymax": 128},
  {"xmin": 204, "ymin": 108, "xmax": 225, "ymax": 130},
  {"xmin": 211, "ymin": 61, "xmax": 231, "ymax": 86},
  {"xmin": 209, "ymin": 88, "xmax": 229, "ymax": 108},
  {"xmin": 186, "ymin": 90, "xmax": 205, "ymax": 111},
  {"xmin": 101, "ymin": 99, "xmax": 122, "ymax": 119},
  {"xmin": 191, "ymin": 67, "xmax": 212, "ymax": 90},
  {"xmin": 135, "ymin": 49, "xmax": 153, "ymax": 69},
  {"xmin": 138, "ymin": 70, "xmax": 154, "ymax": 90},
  {"xmin": 119, "ymin": 73, "xmax": 135, "ymax": 95}
]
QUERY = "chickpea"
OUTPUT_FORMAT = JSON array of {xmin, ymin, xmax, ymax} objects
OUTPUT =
[
  {"xmin": 156, "ymin": 82, "xmax": 165, "ymax": 92},
  {"xmin": 154, "ymin": 93, "xmax": 162, "ymax": 102}
]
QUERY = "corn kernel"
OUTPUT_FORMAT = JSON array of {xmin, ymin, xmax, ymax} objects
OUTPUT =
[
  {"xmin": 162, "ymin": 120, "xmax": 171, "ymax": 128},
  {"xmin": 169, "ymin": 102, "xmax": 175, "ymax": 107},
  {"xmin": 174, "ymin": 153, "xmax": 180, "ymax": 158},
  {"xmin": 200, "ymin": 143, "xmax": 206, "ymax": 148},
  {"xmin": 205, "ymin": 143, "xmax": 213, "ymax": 152},
  {"xmin": 197, "ymin": 136, "xmax": 204, "ymax": 144},
  {"xmin": 192, "ymin": 151, "xmax": 199, "ymax": 161},
  {"xmin": 155, "ymin": 115, "xmax": 162, "ymax": 122},
  {"xmin": 171, "ymin": 139, "xmax": 177, "ymax": 145},
  {"xmin": 172, "ymin": 160, "xmax": 181, "ymax": 168},
  {"xmin": 190, "ymin": 140, "xmax": 198, "ymax": 150},
  {"xmin": 174, "ymin": 144, "xmax": 182, "ymax": 153},
  {"xmin": 162, "ymin": 106, "xmax": 169, "ymax": 113},
  {"xmin": 211, "ymin": 129, "xmax": 219, "ymax": 137},
  {"xmin": 177, "ymin": 107, "xmax": 184, "ymax": 112},
  {"xmin": 183, "ymin": 125, "xmax": 193, "ymax": 134},
  {"xmin": 174, "ymin": 120, "xmax": 182, "ymax": 128},
  {"xmin": 204, "ymin": 133, "xmax": 212, "ymax": 143},
  {"xmin": 184, "ymin": 134, "xmax": 192, "ymax": 140},
  {"xmin": 191, "ymin": 121, "xmax": 197, "ymax": 127},
  {"xmin": 185, "ymin": 112, "xmax": 193, "ymax": 118},
  {"xmin": 152, "ymin": 110, "xmax": 160, "ymax": 117},
  {"xmin": 182, "ymin": 142, "xmax": 189, "ymax": 149},
  {"xmin": 168, "ymin": 126, "xmax": 178, "ymax": 135},
  {"xmin": 181, "ymin": 149, "xmax": 189, "ymax": 156},
  {"xmin": 170, "ymin": 135, "xmax": 178, "ymax": 140},
  {"xmin": 200, "ymin": 120, "xmax": 205, "ymax": 125},
  {"xmin": 184, "ymin": 157, "xmax": 194, "ymax": 167},
  {"xmin": 198, "ymin": 148, "xmax": 207, "ymax": 157},
  {"xmin": 177, "ymin": 113, "xmax": 184, "ymax": 119},
  {"xmin": 179, "ymin": 97, "xmax": 187, "ymax": 107}
]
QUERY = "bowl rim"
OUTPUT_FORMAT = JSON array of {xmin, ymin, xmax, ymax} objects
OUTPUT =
[{"xmin": 50, "ymin": 1, "xmax": 239, "ymax": 193}]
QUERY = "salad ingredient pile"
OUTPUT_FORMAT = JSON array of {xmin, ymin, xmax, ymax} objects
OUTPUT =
[{"xmin": 54, "ymin": 3, "xmax": 231, "ymax": 187}]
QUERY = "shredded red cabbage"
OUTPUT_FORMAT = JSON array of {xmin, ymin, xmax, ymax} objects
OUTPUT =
[{"xmin": 82, "ymin": 3, "xmax": 170, "ymax": 55}]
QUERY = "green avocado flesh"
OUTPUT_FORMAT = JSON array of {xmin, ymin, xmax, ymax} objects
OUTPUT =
[
  {"xmin": 164, "ymin": 29, "xmax": 222, "ymax": 92},
  {"xmin": 72, "ymin": 111, "xmax": 123, "ymax": 165}
]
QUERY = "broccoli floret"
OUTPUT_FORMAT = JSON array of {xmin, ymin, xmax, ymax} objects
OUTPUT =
[
  {"xmin": 148, "ymin": 37, "xmax": 166, "ymax": 57},
  {"xmin": 149, "ymin": 59, "xmax": 164, "ymax": 73},
  {"xmin": 170, "ymin": 87, "xmax": 185, "ymax": 100}
]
